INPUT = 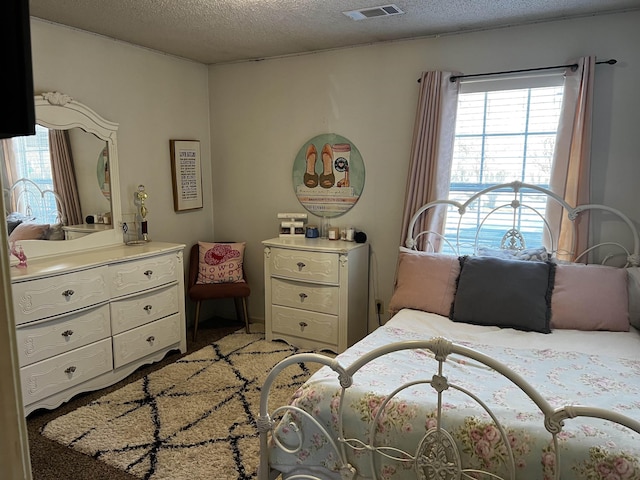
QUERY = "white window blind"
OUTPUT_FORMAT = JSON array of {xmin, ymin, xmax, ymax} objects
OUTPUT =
[
  {"xmin": 11, "ymin": 125, "xmax": 58, "ymax": 223},
  {"xmin": 443, "ymin": 76, "xmax": 565, "ymax": 254}
]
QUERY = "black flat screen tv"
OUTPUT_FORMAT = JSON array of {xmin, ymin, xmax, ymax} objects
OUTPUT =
[{"xmin": 0, "ymin": 0, "xmax": 35, "ymax": 139}]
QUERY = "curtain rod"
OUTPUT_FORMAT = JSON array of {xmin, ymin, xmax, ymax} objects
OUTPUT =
[{"xmin": 417, "ymin": 59, "xmax": 617, "ymax": 83}]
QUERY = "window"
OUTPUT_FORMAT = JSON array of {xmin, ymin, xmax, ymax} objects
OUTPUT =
[
  {"xmin": 443, "ymin": 76, "xmax": 565, "ymax": 254},
  {"xmin": 10, "ymin": 125, "xmax": 58, "ymax": 223}
]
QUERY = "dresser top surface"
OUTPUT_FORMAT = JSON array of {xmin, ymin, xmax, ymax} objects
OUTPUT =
[
  {"xmin": 262, "ymin": 237, "xmax": 367, "ymax": 253},
  {"xmin": 10, "ymin": 242, "xmax": 185, "ymax": 282},
  {"xmin": 62, "ymin": 223, "xmax": 112, "ymax": 233}
]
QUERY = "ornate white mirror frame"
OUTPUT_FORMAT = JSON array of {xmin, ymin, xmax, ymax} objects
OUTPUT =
[{"xmin": 12, "ymin": 92, "xmax": 123, "ymax": 260}]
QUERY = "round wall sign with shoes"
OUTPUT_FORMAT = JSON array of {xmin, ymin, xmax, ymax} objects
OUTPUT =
[{"xmin": 292, "ymin": 133, "xmax": 365, "ymax": 218}]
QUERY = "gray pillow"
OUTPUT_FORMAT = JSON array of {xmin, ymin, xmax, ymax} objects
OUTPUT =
[
  {"xmin": 451, "ymin": 255, "xmax": 555, "ymax": 333},
  {"xmin": 7, "ymin": 219, "xmax": 22, "ymax": 235}
]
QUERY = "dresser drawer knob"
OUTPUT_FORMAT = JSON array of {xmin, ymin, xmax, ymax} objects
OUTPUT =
[
  {"xmin": 64, "ymin": 366, "xmax": 77, "ymax": 374},
  {"xmin": 296, "ymin": 262, "xmax": 306, "ymax": 271},
  {"xmin": 298, "ymin": 293, "xmax": 308, "ymax": 302},
  {"xmin": 147, "ymin": 335, "xmax": 155, "ymax": 344},
  {"xmin": 61, "ymin": 330, "xmax": 74, "ymax": 338},
  {"xmin": 144, "ymin": 270, "xmax": 153, "ymax": 278},
  {"xmin": 144, "ymin": 305, "xmax": 153, "ymax": 312},
  {"xmin": 61, "ymin": 289, "xmax": 75, "ymax": 298},
  {"xmin": 299, "ymin": 321, "xmax": 308, "ymax": 331}
]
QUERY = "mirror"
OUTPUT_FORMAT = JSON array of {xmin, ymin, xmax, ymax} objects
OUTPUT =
[{"xmin": 3, "ymin": 92, "xmax": 122, "ymax": 260}]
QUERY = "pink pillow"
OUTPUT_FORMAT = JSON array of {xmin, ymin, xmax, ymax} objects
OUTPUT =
[
  {"xmin": 389, "ymin": 249, "xmax": 460, "ymax": 317},
  {"xmin": 197, "ymin": 241, "xmax": 246, "ymax": 284},
  {"xmin": 628, "ymin": 267, "xmax": 640, "ymax": 330},
  {"xmin": 551, "ymin": 263, "xmax": 629, "ymax": 331},
  {"xmin": 8, "ymin": 222, "xmax": 50, "ymax": 241}
]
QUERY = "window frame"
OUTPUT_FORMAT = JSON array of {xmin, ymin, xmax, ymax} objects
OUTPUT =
[{"xmin": 444, "ymin": 73, "xmax": 566, "ymax": 254}]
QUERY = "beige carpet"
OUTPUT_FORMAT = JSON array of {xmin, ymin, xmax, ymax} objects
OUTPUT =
[{"xmin": 41, "ymin": 333, "xmax": 324, "ymax": 480}]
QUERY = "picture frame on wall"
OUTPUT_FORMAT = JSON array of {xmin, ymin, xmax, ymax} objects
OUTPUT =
[{"xmin": 170, "ymin": 139, "xmax": 203, "ymax": 211}]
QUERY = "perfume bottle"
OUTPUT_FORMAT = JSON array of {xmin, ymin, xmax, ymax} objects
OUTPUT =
[{"xmin": 10, "ymin": 241, "xmax": 27, "ymax": 268}]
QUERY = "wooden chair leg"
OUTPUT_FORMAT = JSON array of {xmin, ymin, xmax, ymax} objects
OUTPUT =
[
  {"xmin": 233, "ymin": 297, "xmax": 250, "ymax": 333},
  {"xmin": 242, "ymin": 297, "xmax": 250, "ymax": 333},
  {"xmin": 193, "ymin": 301, "xmax": 201, "ymax": 341}
]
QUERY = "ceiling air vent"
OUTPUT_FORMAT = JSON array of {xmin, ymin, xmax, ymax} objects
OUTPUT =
[{"xmin": 342, "ymin": 4, "xmax": 405, "ymax": 21}]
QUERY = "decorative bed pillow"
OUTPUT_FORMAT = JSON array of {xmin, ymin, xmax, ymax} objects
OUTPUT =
[
  {"xmin": 451, "ymin": 255, "xmax": 555, "ymax": 333},
  {"xmin": 476, "ymin": 246, "xmax": 549, "ymax": 262},
  {"xmin": 8, "ymin": 222, "xmax": 50, "ymax": 241},
  {"xmin": 628, "ymin": 267, "xmax": 640, "ymax": 330},
  {"xmin": 551, "ymin": 263, "xmax": 629, "ymax": 331},
  {"xmin": 196, "ymin": 241, "xmax": 246, "ymax": 284},
  {"xmin": 6, "ymin": 212, "xmax": 35, "ymax": 235},
  {"xmin": 44, "ymin": 223, "xmax": 65, "ymax": 240},
  {"xmin": 388, "ymin": 248, "xmax": 460, "ymax": 317}
]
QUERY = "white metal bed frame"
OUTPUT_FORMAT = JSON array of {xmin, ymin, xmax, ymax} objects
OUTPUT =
[
  {"xmin": 258, "ymin": 181, "xmax": 640, "ymax": 480},
  {"xmin": 4, "ymin": 177, "xmax": 66, "ymax": 227},
  {"xmin": 405, "ymin": 181, "xmax": 639, "ymax": 266}
]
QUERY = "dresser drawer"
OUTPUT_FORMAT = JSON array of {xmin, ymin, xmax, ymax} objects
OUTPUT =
[
  {"xmin": 12, "ymin": 266, "xmax": 109, "ymax": 325},
  {"xmin": 271, "ymin": 305, "xmax": 338, "ymax": 345},
  {"xmin": 21, "ymin": 338, "xmax": 113, "ymax": 407},
  {"xmin": 271, "ymin": 278, "xmax": 339, "ymax": 315},
  {"xmin": 112, "ymin": 313, "xmax": 181, "ymax": 369},
  {"xmin": 16, "ymin": 304, "xmax": 111, "ymax": 367},
  {"xmin": 110, "ymin": 284, "xmax": 180, "ymax": 335},
  {"xmin": 269, "ymin": 248, "xmax": 339, "ymax": 283},
  {"xmin": 109, "ymin": 253, "xmax": 178, "ymax": 298}
]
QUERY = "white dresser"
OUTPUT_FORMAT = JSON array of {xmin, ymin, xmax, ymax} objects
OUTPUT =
[
  {"xmin": 10, "ymin": 242, "xmax": 187, "ymax": 415},
  {"xmin": 263, "ymin": 237, "xmax": 369, "ymax": 353}
]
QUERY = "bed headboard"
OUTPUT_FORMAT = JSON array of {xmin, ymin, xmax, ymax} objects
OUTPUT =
[
  {"xmin": 405, "ymin": 181, "xmax": 640, "ymax": 267},
  {"xmin": 4, "ymin": 178, "xmax": 66, "ymax": 240}
]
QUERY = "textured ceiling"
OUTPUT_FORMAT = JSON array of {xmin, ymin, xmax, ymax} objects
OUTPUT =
[{"xmin": 29, "ymin": 0, "xmax": 640, "ymax": 65}]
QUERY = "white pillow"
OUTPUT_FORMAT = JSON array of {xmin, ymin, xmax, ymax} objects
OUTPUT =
[{"xmin": 476, "ymin": 245, "xmax": 549, "ymax": 262}]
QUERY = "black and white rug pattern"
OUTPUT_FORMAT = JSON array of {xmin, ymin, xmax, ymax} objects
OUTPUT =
[{"xmin": 41, "ymin": 333, "xmax": 321, "ymax": 480}]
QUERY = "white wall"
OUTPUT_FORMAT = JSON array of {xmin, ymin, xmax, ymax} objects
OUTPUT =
[
  {"xmin": 30, "ymin": 19, "xmax": 213, "ymax": 261},
  {"xmin": 208, "ymin": 11, "xmax": 640, "ymax": 332},
  {"xmin": 28, "ymin": 19, "xmax": 213, "ymax": 320}
]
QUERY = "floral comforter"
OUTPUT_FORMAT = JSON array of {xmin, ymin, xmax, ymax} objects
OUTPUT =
[{"xmin": 268, "ymin": 324, "xmax": 640, "ymax": 480}]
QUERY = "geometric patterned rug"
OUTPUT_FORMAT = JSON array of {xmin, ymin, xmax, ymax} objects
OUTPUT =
[{"xmin": 41, "ymin": 333, "xmax": 325, "ymax": 480}]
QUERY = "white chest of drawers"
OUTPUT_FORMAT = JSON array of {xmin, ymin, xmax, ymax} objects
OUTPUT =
[
  {"xmin": 263, "ymin": 237, "xmax": 369, "ymax": 353},
  {"xmin": 10, "ymin": 242, "xmax": 186, "ymax": 415}
]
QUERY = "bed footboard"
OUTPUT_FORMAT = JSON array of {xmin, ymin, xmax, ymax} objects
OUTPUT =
[{"xmin": 258, "ymin": 337, "xmax": 640, "ymax": 480}]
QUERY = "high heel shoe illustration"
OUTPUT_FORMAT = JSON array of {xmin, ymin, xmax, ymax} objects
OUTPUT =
[
  {"xmin": 337, "ymin": 164, "xmax": 350, "ymax": 187},
  {"xmin": 303, "ymin": 144, "xmax": 318, "ymax": 188},
  {"xmin": 319, "ymin": 143, "xmax": 335, "ymax": 188}
]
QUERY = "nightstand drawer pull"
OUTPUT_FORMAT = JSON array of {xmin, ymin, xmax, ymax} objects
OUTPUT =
[
  {"xmin": 61, "ymin": 289, "xmax": 75, "ymax": 298},
  {"xmin": 299, "ymin": 321, "xmax": 308, "ymax": 331},
  {"xmin": 64, "ymin": 366, "xmax": 77, "ymax": 374},
  {"xmin": 147, "ymin": 335, "xmax": 155, "ymax": 343},
  {"xmin": 144, "ymin": 270, "xmax": 153, "ymax": 278},
  {"xmin": 143, "ymin": 305, "xmax": 153, "ymax": 312},
  {"xmin": 296, "ymin": 262, "xmax": 306, "ymax": 271},
  {"xmin": 61, "ymin": 329, "xmax": 74, "ymax": 338},
  {"xmin": 298, "ymin": 293, "xmax": 308, "ymax": 302}
]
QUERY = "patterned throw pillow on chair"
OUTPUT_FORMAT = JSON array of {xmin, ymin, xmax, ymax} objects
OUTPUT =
[{"xmin": 197, "ymin": 241, "xmax": 246, "ymax": 284}]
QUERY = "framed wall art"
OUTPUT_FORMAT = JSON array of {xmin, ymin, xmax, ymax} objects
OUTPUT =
[
  {"xmin": 292, "ymin": 133, "xmax": 365, "ymax": 218},
  {"xmin": 170, "ymin": 139, "xmax": 203, "ymax": 211}
]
